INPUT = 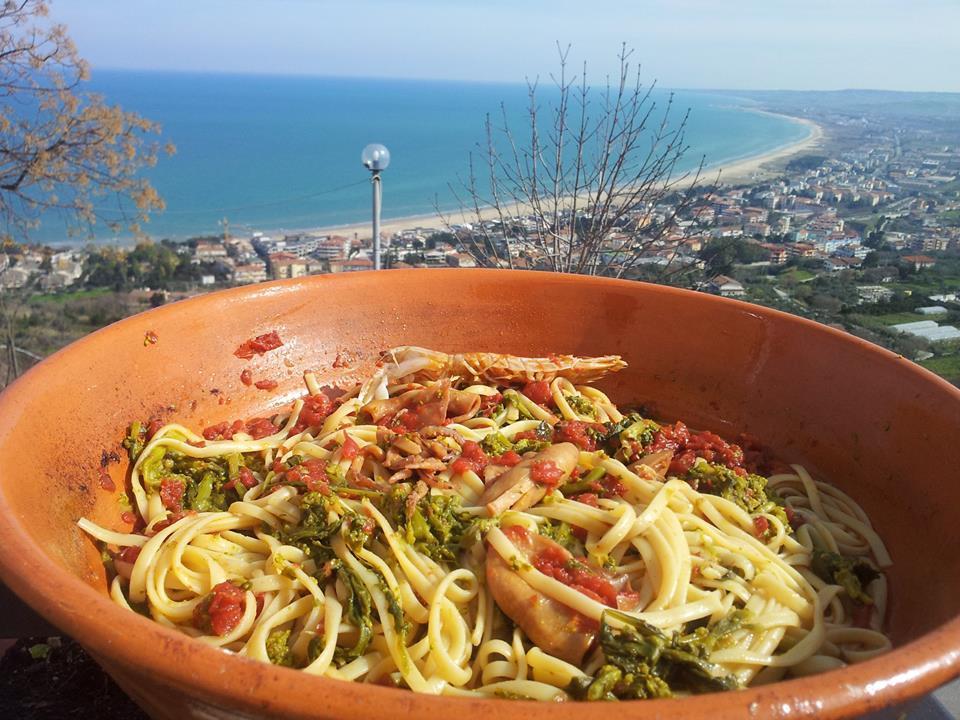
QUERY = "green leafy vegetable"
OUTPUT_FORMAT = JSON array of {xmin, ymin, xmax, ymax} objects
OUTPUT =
[
  {"xmin": 686, "ymin": 459, "xmax": 790, "ymax": 529},
  {"xmin": 537, "ymin": 519, "xmax": 579, "ymax": 553},
  {"xmin": 568, "ymin": 610, "xmax": 741, "ymax": 700},
  {"xmin": 122, "ymin": 421, "xmax": 145, "ymax": 462},
  {"xmin": 811, "ymin": 550, "xmax": 879, "ymax": 604},
  {"xmin": 266, "ymin": 629, "xmax": 293, "ymax": 667},
  {"xmin": 278, "ymin": 491, "xmax": 342, "ymax": 563},
  {"xmin": 480, "ymin": 432, "xmax": 514, "ymax": 456},
  {"xmin": 380, "ymin": 485, "xmax": 470, "ymax": 563},
  {"xmin": 565, "ymin": 394, "xmax": 598, "ymax": 419},
  {"xmin": 334, "ymin": 563, "xmax": 374, "ymax": 666}
]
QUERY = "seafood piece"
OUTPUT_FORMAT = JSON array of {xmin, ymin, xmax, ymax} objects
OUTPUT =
[
  {"xmin": 379, "ymin": 346, "xmax": 627, "ymax": 385},
  {"xmin": 359, "ymin": 381, "xmax": 450, "ymax": 429},
  {"xmin": 486, "ymin": 526, "xmax": 640, "ymax": 665},
  {"xmin": 480, "ymin": 443, "xmax": 579, "ymax": 516}
]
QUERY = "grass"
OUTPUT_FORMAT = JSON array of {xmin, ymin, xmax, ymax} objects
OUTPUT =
[
  {"xmin": 846, "ymin": 312, "xmax": 927, "ymax": 331},
  {"xmin": 919, "ymin": 354, "xmax": 960, "ymax": 381},
  {"xmin": 28, "ymin": 287, "xmax": 111, "ymax": 305},
  {"xmin": 777, "ymin": 268, "xmax": 816, "ymax": 283}
]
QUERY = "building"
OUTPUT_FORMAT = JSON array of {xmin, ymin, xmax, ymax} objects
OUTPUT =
[
  {"xmin": 891, "ymin": 320, "xmax": 960, "ymax": 342},
  {"xmin": 329, "ymin": 256, "xmax": 375, "ymax": 273},
  {"xmin": 903, "ymin": 254, "xmax": 937, "ymax": 271},
  {"xmin": 857, "ymin": 285, "xmax": 895, "ymax": 304},
  {"xmin": 232, "ymin": 262, "xmax": 268, "ymax": 284},
  {"xmin": 917, "ymin": 306, "xmax": 948, "ymax": 315},
  {"xmin": 269, "ymin": 252, "xmax": 308, "ymax": 279},
  {"xmin": 759, "ymin": 243, "xmax": 788, "ymax": 265},
  {"xmin": 705, "ymin": 275, "xmax": 746, "ymax": 298},
  {"xmin": 195, "ymin": 239, "xmax": 228, "ymax": 261}
]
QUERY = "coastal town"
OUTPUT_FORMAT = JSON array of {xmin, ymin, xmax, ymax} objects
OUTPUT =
[{"xmin": 2, "ymin": 95, "xmax": 960, "ymax": 385}]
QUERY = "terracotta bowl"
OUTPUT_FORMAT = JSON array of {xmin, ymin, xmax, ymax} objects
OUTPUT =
[{"xmin": 0, "ymin": 269, "xmax": 958, "ymax": 719}]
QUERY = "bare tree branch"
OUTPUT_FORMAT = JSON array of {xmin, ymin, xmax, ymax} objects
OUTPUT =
[{"xmin": 448, "ymin": 44, "xmax": 705, "ymax": 278}]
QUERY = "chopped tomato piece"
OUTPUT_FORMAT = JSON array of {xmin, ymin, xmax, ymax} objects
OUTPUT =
[
  {"xmin": 522, "ymin": 381, "xmax": 553, "ymax": 406},
  {"xmin": 117, "ymin": 545, "xmax": 141, "ymax": 564},
  {"xmin": 239, "ymin": 369, "xmax": 253, "ymax": 386},
  {"xmin": 98, "ymin": 470, "xmax": 115, "ymax": 492},
  {"xmin": 233, "ymin": 330, "xmax": 283, "ymax": 360},
  {"xmin": 299, "ymin": 393, "xmax": 334, "ymax": 428},
  {"xmin": 574, "ymin": 492, "xmax": 599, "ymax": 507},
  {"xmin": 340, "ymin": 435, "xmax": 359, "ymax": 460},
  {"xmin": 452, "ymin": 440, "xmax": 488, "ymax": 475},
  {"xmin": 245, "ymin": 417, "xmax": 277, "ymax": 439},
  {"xmin": 203, "ymin": 420, "xmax": 244, "ymax": 441},
  {"xmin": 530, "ymin": 459, "xmax": 565, "ymax": 487},
  {"xmin": 491, "ymin": 450, "xmax": 522, "ymax": 467},
  {"xmin": 554, "ymin": 421, "xmax": 602, "ymax": 451},
  {"xmin": 195, "ymin": 581, "xmax": 246, "ymax": 636},
  {"xmin": 159, "ymin": 478, "xmax": 185, "ymax": 512},
  {"xmin": 254, "ymin": 378, "xmax": 278, "ymax": 391},
  {"xmin": 753, "ymin": 515, "xmax": 771, "ymax": 538}
]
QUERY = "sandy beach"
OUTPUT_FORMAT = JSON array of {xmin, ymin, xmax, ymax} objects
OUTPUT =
[{"xmin": 273, "ymin": 112, "xmax": 825, "ymax": 242}]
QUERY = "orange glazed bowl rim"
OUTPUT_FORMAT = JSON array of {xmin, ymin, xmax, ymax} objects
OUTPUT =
[{"xmin": 0, "ymin": 269, "xmax": 958, "ymax": 719}]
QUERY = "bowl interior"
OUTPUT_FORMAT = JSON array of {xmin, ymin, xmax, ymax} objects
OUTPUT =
[{"xmin": 1, "ymin": 269, "xmax": 958, "ymax": 717}]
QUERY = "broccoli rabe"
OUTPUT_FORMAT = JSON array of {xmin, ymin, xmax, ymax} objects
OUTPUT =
[
  {"xmin": 568, "ymin": 610, "xmax": 743, "ymax": 701},
  {"xmin": 686, "ymin": 458, "xmax": 790, "ymax": 530},
  {"xmin": 380, "ymin": 485, "xmax": 471, "ymax": 563},
  {"xmin": 481, "ymin": 432, "xmax": 514, "ymax": 456},
  {"xmin": 266, "ymin": 629, "xmax": 293, "ymax": 667},
  {"xmin": 565, "ymin": 394, "xmax": 598, "ymax": 419},
  {"xmin": 536, "ymin": 519, "xmax": 579, "ymax": 553},
  {"xmin": 811, "ymin": 549, "xmax": 879, "ymax": 605}
]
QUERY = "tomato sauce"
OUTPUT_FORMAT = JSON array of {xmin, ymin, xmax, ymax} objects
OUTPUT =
[
  {"xmin": 648, "ymin": 421, "xmax": 747, "ymax": 476},
  {"xmin": 159, "ymin": 478, "xmax": 185, "ymax": 512},
  {"xmin": 530, "ymin": 460, "xmax": 564, "ymax": 487},
  {"xmin": 245, "ymin": 417, "xmax": 277, "ymax": 439},
  {"xmin": 195, "ymin": 581, "xmax": 246, "ymax": 636},
  {"xmin": 554, "ymin": 421, "xmax": 603, "ymax": 451},
  {"xmin": 522, "ymin": 381, "xmax": 553, "ymax": 407},
  {"xmin": 451, "ymin": 440, "xmax": 488, "ymax": 475},
  {"xmin": 233, "ymin": 330, "xmax": 284, "ymax": 360}
]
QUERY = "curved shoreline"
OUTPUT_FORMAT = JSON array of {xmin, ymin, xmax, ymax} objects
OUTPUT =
[
  {"xmin": 49, "ymin": 111, "xmax": 826, "ymax": 246},
  {"xmin": 300, "ymin": 112, "xmax": 825, "ymax": 241}
]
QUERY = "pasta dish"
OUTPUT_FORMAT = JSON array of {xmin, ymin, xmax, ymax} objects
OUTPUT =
[{"xmin": 80, "ymin": 346, "xmax": 892, "ymax": 701}]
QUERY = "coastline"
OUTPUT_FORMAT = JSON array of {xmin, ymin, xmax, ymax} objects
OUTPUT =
[
  {"xmin": 293, "ymin": 112, "xmax": 825, "ymax": 242},
  {"xmin": 47, "ymin": 111, "xmax": 825, "ymax": 247}
]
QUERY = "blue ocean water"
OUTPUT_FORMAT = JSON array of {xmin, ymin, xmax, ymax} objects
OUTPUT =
[{"xmin": 37, "ymin": 71, "xmax": 809, "ymax": 243}]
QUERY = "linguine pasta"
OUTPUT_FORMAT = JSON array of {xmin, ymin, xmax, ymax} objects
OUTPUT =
[{"xmin": 80, "ymin": 346, "xmax": 892, "ymax": 701}]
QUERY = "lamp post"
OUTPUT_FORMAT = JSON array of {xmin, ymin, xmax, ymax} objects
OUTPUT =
[{"xmin": 361, "ymin": 143, "xmax": 390, "ymax": 270}]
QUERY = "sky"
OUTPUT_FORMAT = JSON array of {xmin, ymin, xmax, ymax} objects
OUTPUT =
[{"xmin": 54, "ymin": 0, "xmax": 960, "ymax": 92}]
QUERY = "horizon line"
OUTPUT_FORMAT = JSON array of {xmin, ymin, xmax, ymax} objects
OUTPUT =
[{"xmin": 88, "ymin": 66, "xmax": 960, "ymax": 96}]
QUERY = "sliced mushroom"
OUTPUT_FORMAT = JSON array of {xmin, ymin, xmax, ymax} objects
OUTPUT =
[{"xmin": 479, "ymin": 442, "xmax": 579, "ymax": 517}]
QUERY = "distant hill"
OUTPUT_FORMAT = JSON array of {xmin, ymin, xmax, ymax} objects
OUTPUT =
[{"xmin": 699, "ymin": 89, "xmax": 960, "ymax": 122}]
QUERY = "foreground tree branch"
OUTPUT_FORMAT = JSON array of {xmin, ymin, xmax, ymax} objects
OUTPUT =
[
  {"xmin": 0, "ymin": 0, "xmax": 171, "ymax": 241},
  {"xmin": 446, "ymin": 44, "xmax": 705, "ymax": 278}
]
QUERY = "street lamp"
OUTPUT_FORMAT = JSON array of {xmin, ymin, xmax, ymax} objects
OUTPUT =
[{"xmin": 361, "ymin": 143, "xmax": 390, "ymax": 270}]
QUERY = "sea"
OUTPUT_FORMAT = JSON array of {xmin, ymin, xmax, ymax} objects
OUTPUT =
[{"xmin": 36, "ymin": 71, "xmax": 810, "ymax": 244}]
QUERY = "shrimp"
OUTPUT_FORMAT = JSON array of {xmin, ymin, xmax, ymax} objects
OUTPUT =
[{"xmin": 379, "ymin": 346, "xmax": 627, "ymax": 385}]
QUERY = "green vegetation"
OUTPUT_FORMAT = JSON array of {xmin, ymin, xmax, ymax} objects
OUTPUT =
[{"xmin": 919, "ymin": 355, "xmax": 960, "ymax": 383}]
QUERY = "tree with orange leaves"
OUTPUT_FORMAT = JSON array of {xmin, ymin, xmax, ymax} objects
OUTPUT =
[{"xmin": 0, "ymin": 0, "xmax": 171, "ymax": 240}]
